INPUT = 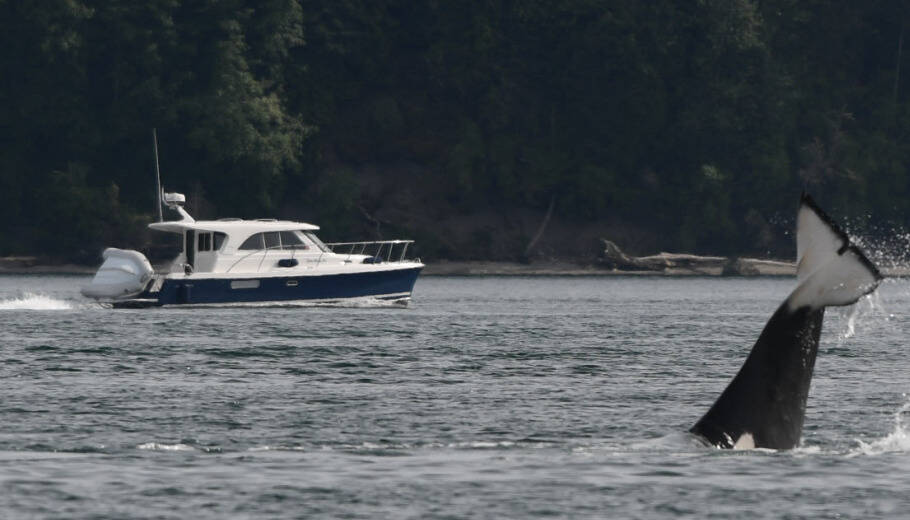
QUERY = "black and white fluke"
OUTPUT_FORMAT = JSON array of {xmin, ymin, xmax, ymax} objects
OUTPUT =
[{"xmin": 690, "ymin": 194, "xmax": 882, "ymax": 450}]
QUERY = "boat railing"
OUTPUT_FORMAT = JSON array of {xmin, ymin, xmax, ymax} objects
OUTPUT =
[
  {"xmin": 323, "ymin": 240, "xmax": 416, "ymax": 264},
  {"xmin": 223, "ymin": 240, "xmax": 417, "ymax": 272},
  {"xmin": 225, "ymin": 246, "xmax": 282, "ymax": 273},
  {"xmin": 226, "ymin": 245, "xmax": 309, "ymax": 273}
]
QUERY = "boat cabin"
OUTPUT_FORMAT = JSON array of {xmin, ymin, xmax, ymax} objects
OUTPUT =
[{"xmin": 149, "ymin": 218, "xmax": 335, "ymax": 275}]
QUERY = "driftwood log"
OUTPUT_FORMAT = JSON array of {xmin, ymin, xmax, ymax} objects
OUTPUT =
[
  {"xmin": 600, "ymin": 239, "xmax": 793, "ymax": 276},
  {"xmin": 601, "ymin": 239, "xmax": 726, "ymax": 271}
]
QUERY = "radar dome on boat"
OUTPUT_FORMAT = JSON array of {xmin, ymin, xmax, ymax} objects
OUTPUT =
[{"xmin": 163, "ymin": 192, "xmax": 186, "ymax": 207}]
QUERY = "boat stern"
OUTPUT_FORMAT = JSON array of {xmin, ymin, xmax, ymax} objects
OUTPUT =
[{"xmin": 81, "ymin": 248, "xmax": 156, "ymax": 300}]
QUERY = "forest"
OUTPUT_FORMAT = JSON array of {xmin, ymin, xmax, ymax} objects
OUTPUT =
[{"xmin": 1, "ymin": 0, "xmax": 909, "ymax": 264}]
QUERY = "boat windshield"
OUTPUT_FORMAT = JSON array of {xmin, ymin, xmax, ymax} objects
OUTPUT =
[{"xmin": 304, "ymin": 231, "xmax": 330, "ymax": 252}]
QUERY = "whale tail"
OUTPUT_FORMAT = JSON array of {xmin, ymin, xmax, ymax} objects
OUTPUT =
[
  {"xmin": 788, "ymin": 193, "xmax": 882, "ymax": 310},
  {"xmin": 690, "ymin": 194, "xmax": 881, "ymax": 450}
]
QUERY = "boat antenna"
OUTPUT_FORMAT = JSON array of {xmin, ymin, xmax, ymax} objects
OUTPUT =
[{"xmin": 152, "ymin": 128, "xmax": 163, "ymax": 222}]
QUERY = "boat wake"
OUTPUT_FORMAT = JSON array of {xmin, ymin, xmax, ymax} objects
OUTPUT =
[
  {"xmin": 169, "ymin": 297, "xmax": 410, "ymax": 309},
  {"xmin": 0, "ymin": 292, "xmax": 86, "ymax": 310}
]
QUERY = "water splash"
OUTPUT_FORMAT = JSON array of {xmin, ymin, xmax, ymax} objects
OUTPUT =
[
  {"xmin": 849, "ymin": 224, "xmax": 910, "ymax": 273},
  {"xmin": 791, "ymin": 445, "xmax": 822, "ymax": 456},
  {"xmin": 137, "ymin": 442, "xmax": 195, "ymax": 451},
  {"xmin": 848, "ymin": 397, "xmax": 910, "ymax": 457},
  {"xmin": 834, "ymin": 291, "xmax": 882, "ymax": 343},
  {"xmin": 0, "ymin": 292, "xmax": 78, "ymax": 310},
  {"xmin": 840, "ymin": 304, "xmax": 859, "ymax": 341},
  {"xmin": 817, "ymin": 226, "xmax": 905, "ymax": 344}
]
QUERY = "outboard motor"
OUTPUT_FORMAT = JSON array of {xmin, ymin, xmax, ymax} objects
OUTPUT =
[{"xmin": 81, "ymin": 248, "xmax": 154, "ymax": 300}]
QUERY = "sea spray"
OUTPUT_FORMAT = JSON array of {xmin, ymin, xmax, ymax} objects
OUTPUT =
[
  {"xmin": 828, "ymin": 288, "xmax": 893, "ymax": 348},
  {"xmin": 0, "ymin": 292, "xmax": 77, "ymax": 310},
  {"xmin": 849, "ymin": 396, "xmax": 910, "ymax": 457}
]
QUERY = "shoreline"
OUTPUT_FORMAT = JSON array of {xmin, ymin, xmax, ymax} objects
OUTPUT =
[
  {"xmin": 420, "ymin": 259, "xmax": 797, "ymax": 276},
  {"xmin": 0, "ymin": 256, "xmax": 795, "ymax": 276},
  {"xmin": 0, "ymin": 260, "xmax": 790, "ymax": 276},
  {"xmin": 3, "ymin": 258, "xmax": 907, "ymax": 277}
]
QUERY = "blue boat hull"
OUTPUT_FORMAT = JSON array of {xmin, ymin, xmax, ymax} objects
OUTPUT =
[{"xmin": 144, "ymin": 267, "xmax": 422, "ymax": 306}]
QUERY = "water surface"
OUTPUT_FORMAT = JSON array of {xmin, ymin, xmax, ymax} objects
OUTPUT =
[{"xmin": 0, "ymin": 275, "xmax": 908, "ymax": 518}]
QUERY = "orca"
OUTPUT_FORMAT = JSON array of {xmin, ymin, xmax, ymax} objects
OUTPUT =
[{"xmin": 690, "ymin": 194, "xmax": 882, "ymax": 449}]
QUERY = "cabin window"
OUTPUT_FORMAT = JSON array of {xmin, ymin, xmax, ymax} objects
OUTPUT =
[
  {"xmin": 264, "ymin": 231, "xmax": 281, "ymax": 250},
  {"xmin": 239, "ymin": 233, "xmax": 264, "ymax": 250},
  {"xmin": 280, "ymin": 231, "xmax": 307, "ymax": 250},
  {"xmin": 237, "ymin": 231, "xmax": 300, "ymax": 251},
  {"xmin": 197, "ymin": 232, "xmax": 212, "ymax": 252},
  {"xmin": 213, "ymin": 232, "xmax": 227, "ymax": 251}
]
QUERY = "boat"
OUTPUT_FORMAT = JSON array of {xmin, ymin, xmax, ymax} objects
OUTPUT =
[{"xmin": 81, "ymin": 191, "xmax": 424, "ymax": 307}]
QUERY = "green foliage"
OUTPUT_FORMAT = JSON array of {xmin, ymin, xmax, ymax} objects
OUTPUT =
[{"xmin": 2, "ymin": 1, "xmax": 910, "ymax": 261}]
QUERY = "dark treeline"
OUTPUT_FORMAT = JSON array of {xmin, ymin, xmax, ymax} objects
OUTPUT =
[{"xmin": 1, "ymin": 0, "xmax": 909, "ymax": 263}]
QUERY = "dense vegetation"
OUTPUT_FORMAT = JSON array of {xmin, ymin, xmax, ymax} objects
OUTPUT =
[{"xmin": 1, "ymin": 0, "xmax": 909, "ymax": 263}]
